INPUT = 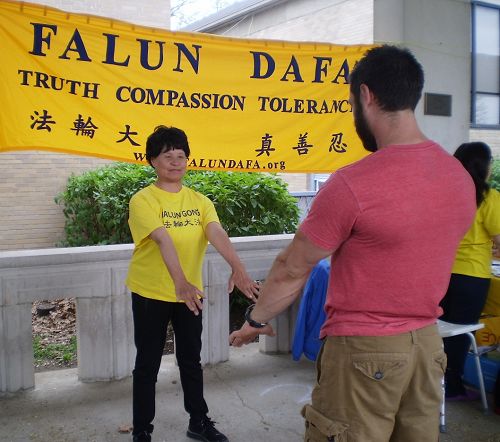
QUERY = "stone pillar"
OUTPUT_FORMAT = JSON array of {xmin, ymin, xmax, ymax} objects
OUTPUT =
[
  {"xmin": 0, "ymin": 303, "xmax": 34, "ymax": 392},
  {"xmin": 201, "ymin": 257, "xmax": 232, "ymax": 365},
  {"xmin": 258, "ymin": 299, "xmax": 300, "ymax": 354},
  {"xmin": 110, "ymin": 265, "xmax": 136, "ymax": 379},
  {"xmin": 76, "ymin": 297, "xmax": 114, "ymax": 381},
  {"xmin": 77, "ymin": 263, "xmax": 135, "ymax": 381}
]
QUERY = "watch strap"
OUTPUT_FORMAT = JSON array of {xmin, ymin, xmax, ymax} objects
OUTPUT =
[{"xmin": 244, "ymin": 304, "xmax": 268, "ymax": 328}]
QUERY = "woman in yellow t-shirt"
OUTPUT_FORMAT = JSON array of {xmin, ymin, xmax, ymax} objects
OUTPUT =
[
  {"xmin": 126, "ymin": 126, "xmax": 260, "ymax": 442},
  {"xmin": 440, "ymin": 141, "xmax": 500, "ymax": 400}
]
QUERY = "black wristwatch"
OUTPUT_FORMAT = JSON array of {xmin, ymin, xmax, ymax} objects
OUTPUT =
[{"xmin": 244, "ymin": 304, "xmax": 268, "ymax": 328}]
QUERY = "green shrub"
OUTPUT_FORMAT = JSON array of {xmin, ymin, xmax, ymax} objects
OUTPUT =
[
  {"xmin": 184, "ymin": 171, "xmax": 299, "ymax": 237},
  {"xmin": 55, "ymin": 163, "xmax": 156, "ymax": 246},
  {"xmin": 55, "ymin": 164, "xmax": 300, "ymax": 246},
  {"xmin": 490, "ymin": 159, "xmax": 500, "ymax": 191}
]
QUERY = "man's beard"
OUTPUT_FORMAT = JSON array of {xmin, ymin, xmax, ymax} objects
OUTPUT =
[{"xmin": 353, "ymin": 95, "xmax": 378, "ymax": 152}]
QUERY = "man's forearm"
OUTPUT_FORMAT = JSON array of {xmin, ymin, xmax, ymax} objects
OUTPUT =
[
  {"xmin": 228, "ymin": 230, "xmax": 332, "ymax": 346},
  {"xmin": 250, "ymin": 249, "xmax": 313, "ymax": 323}
]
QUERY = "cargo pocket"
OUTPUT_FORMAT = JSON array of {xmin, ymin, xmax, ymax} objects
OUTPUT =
[
  {"xmin": 432, "ymin": 349, "xmax": 447, "ymax": 374},
  {"xmin": 351, "ymin": 353, "xmax": 408, "ymax": 382},
  {"xmin": 301, "ymin": 404, "xmax": 349, "ymax": 442}
]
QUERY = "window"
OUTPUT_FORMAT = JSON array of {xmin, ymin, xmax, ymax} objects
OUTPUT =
[
  {"xmin": 471, "ymin": 2, "xmax": 500, "ymax": 127},
  {"xmin": 312, "ymin": 174, "xmax": 330, "ymax": 191}
]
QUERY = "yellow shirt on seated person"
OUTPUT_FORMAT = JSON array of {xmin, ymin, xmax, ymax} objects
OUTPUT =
[
  {"xmin": 452, "ymin": 188, "xmax": 500, "ymax": 279},
  {"xmin": 126, "ymin": 184, "xmax": 220, "ymax": 302}
]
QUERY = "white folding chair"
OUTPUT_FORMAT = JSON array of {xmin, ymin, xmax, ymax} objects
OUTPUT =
[{"xmin": 437, "ymin": 320, "xmax": 488, "ymax": 433}]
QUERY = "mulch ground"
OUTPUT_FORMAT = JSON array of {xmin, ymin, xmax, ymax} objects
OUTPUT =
[{"xmin": 32, "ymin": 299, "xmax": 77, "ymax": 371}]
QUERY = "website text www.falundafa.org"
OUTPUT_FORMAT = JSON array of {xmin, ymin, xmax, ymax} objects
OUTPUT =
[{"xmin": 133, "ymin": 153, "xmax": 286, "ymax": 171}]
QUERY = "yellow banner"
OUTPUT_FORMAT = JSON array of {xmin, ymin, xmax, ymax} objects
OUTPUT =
[{"xmin": 0, "ymin": 0, "xmax": 373, "ymax": 173}]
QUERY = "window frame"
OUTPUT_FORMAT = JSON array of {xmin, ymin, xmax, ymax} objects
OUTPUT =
[{"xmin": 471, "ymin": 1, "xmax": 500, "ymax": 129}]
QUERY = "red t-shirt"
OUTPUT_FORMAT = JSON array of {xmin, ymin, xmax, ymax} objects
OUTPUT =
[{"xmin": 300, "ymin": 141, "xmax": 476, "ymax": 337}]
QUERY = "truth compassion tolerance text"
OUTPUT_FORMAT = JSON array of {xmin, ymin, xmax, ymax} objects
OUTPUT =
[{"xmin": 17, "ymin": 69, "xmax": 351, "ymax": 114}]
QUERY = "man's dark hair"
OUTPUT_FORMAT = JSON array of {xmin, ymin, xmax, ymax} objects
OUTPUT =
[
  {"xmin": 349, "ymin": 45, "xmax": 424, "ymax": 111},
  {"xmin": 145, "ymin": 125, "xmax": 190, "ymax": 166},
  {"xmin": 454, "ymin": 141, "xmax": 492, "ymax": 207}
]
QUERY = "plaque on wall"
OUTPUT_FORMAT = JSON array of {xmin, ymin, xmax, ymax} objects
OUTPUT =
[{"xmin": 424, "ymin": 93, "xmax": 452, "ymax": 116}]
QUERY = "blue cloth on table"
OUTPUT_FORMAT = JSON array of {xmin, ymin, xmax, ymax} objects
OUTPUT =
[{"xmin": 292, "ymin": 259, "xmax": 330, "ymax": 361}]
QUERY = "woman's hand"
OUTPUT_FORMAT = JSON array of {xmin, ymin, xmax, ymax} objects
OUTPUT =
[
  {"xmin": 228, "ymin": 267, "xmax": 260, "ymax": 301},
  {"xmin": 150, "ymin": 227, "xmax": 203, "ymax": 313},
  {"xmin": 174, "ymin": 278, "xmax": 204, "ymax": 315},
  {"xmin": 205, "ymin": 222, "xmax": 260, "ymax": 301}
]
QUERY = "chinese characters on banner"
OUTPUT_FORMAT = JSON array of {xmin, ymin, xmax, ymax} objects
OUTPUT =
[{"xmin": 0, "ymin": 0, "xmax": 374, "ymax": 173}]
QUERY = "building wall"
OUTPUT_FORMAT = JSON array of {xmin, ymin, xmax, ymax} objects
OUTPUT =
[
  {"xmin": 26, "ymin": 0, "xmax": 170, "ymax": 28},
  {"xmin": 0, "ymin": 1, "xmax": 170, "ymax": 251},
  {"xmin": 470, "ymin": 129, "xmax": 500, "ymax": 158},
  {"xmin": 375, "ymin": 0, "xmax": 499, "ymax": 157},
  {"xmin": 0, "ymin": 152, "xmax": 113, "ymax": 250},
  {"xmin": 208, "ymin": 0, "xmax": 373, "ymax": 44},
  {"xmin": 374, "ymin": 0, "xmax": 471, "ymax": 154}
]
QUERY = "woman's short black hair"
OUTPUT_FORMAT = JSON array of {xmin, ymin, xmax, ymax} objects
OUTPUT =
[
  {"xmin": 145, "ymin": 126, "xmax": 190, "ymax": 166},
  {"xmin": 454, "ymin": 141, "xmax": 492, "ymax": 207}
]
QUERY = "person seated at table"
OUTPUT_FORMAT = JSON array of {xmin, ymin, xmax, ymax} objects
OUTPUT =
[{"xmin": 440, "ymin": 141, "xmax": 500, "ymax": 400}]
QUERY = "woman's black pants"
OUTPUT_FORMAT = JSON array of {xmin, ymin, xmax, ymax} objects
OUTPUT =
[
  {"xmin": 439, "ymin": 273, "xmax": 490, "ymax": 396},
  {"xmin": 131, "ymin": 292, "xmax": 208, "ymax": 436}
]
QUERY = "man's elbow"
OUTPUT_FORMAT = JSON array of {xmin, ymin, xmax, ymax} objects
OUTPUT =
[{"xmin": 275, "ymin": 253, "xmax": 314, "ymax": 281}]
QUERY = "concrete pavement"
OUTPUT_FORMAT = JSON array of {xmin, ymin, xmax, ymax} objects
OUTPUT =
[{"xmin": 1, "ymin": 343, "xmax": 499, "ymax": 442}]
